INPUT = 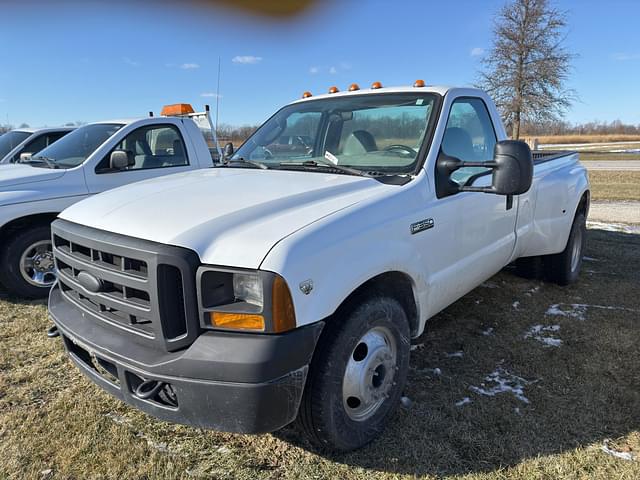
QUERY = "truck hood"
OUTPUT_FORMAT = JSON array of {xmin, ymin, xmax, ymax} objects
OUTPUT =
[
  {"xmin": 59, "ymin": 168, "xmax": 392, "ymax": 268},
  {"xmin": 0, "ymin": 164, "xmax": 66, "ymax": 188}
]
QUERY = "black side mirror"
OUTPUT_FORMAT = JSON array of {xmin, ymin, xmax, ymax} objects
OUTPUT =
[
  {"xmin": 490, "ymin": 140, "xmax": 533, "ymax": 195},
  {"xmin": 436, "ymin": 140, "xmax": 533, "ymax": 197},
  {"xmin": 109, "ymin": 150, "xmax": 134, "ymax": 170},
  {"xmin": 223, "ymin": 142, "xmax": 234, "ymax": 159}
]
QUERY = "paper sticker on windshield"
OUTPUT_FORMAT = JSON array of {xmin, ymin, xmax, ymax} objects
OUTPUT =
[
  {"xmin": 416, "ymin": 99, "xmax": 424, "ymax": 105},
  {"xmin": 325, "ymin": 151, "xmax": 339, "ymax": 165}
]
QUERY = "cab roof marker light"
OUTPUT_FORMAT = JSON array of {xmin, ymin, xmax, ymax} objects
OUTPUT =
[
  {"xmin": 371, "ymin": 81, "xmax": 383, "ymax": 89},
  {"xmin": 161, "ymin": 103, "xmax": 195, "ymax": 116},
  {"xmin": 348, "ymin": 83, "xmax": 360, "ymax": 92},
  {"xmin": 328, "ymin": 86, "xmax": 339, "ymax": 94},
  {"xmin": 302, "ymin": 91, "xmax": 313, "ymax": 99},
  {"xmin": 414, "ymin": 79, "xmax": 426, "ymax": 87}
]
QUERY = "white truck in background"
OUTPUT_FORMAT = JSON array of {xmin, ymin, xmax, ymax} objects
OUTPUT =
[
  {"xmin": 0, "ymin": 127, "xmax": 75, "ymax": 164},
  {"xmin": 49, "ymin": 83, "xmax": 589, "ymax": 452},
  {"xmin": 0, "ymin": 104, "xmax": 221, "ymax": 298}
]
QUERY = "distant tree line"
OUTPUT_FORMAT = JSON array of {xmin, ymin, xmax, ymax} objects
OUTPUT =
[{"xmin": 521, "ymin": 119, "xmax": 640, "ymax": 136}]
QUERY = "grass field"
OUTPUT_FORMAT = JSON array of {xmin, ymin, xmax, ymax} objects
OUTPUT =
[
  {"xmin": 589, "ymin": 171, "xmax": 640, "ymax": 201},
  {"xmin": 1, "ymin": 226, "xmax": 639, "ymax": 479}
]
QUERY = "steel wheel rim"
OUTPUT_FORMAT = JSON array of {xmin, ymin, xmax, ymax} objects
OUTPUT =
[
  {"xmin": 19, "ymin": 240, "xmax": 57, "ymax": 287},
  {"xmin": 570, "ymin": 227, "xmax": 583, "ymax": 273},
  {"xmin": 342, "ymin": 326, "xmax": 398, "ymax": 422}
]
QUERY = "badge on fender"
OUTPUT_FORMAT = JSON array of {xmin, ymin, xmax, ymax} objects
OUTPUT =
[{"xmin": 410, "ymin": 218, "xmax": 434, "ymax": 234}]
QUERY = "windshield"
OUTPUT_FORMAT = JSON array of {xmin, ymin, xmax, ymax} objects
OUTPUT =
[
  {"xmin": 30, "ymin": 123, "xmax": 123, "ymax": 168},
  {"xmin": 232, "ymin": 93, "xmax": 438, "ymax": 175},
  {"xmin": 0, "ymin": 131, "xmax": 31, "ymax": 158}
]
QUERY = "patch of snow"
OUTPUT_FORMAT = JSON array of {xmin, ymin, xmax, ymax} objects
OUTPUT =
[
  {"xmin": 601, "ymin": 440, "xmax": 636, "ymax": 461},
  {"xmin": 481, "ymin": 327, "xmax": 494, "ymax": 336},
  {"xmin": 446, "ymin": 351, "xmax": 464, "ymax": 358},
  {"xmin": 455, "ymin": 397, "xmax": 472, "ymax": 407},
  {"xmin": 512, "ymin": 301, "xmax": 520, "ymax": 310},
  {"xmin": 546, "ymin": 303, "xmax": 639, "ymax": 320},
  {"xmin": 475, "ymin": 299, "xmax": 482, "ymax": 304},
  {"xmin": 524, "ymin": 324, "xmax": 562, "ymax": 347},
  {"xmin": 469, "ymin": 367, "xmax": 532, "ymax": 404},
  {"xmin": 104, "ymin": 412, "xmax": 130, "ymax": 425},
  {"xmin": 432, "ymin": 367, "xmax": 442, "ymax": 376},
  {"xmin": 400, "ymin": 396, "xmax": 413, "ymax": 408},
  {"xmin": 40, "ymin": 469, "xmax": 53, "ymax": 477},
  {"xmin": 514, "ymin": 407, "xmax": 521, "ymax": 415},
  {"xmin": 410, "ymin": 343, "xmax": 425, "ymax": 351},
  {"xmin": 217, "ymin": 446, "xmax": 232, "ymax": 454}
]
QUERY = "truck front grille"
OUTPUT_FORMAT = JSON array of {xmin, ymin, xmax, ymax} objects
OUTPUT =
[{"xmin": 52, "ymin": 219, "xmax": 200, "ymax": 352}]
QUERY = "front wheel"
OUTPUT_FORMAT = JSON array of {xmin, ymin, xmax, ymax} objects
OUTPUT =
[
  {"xmin": 297, "ymin": 295, "xmax": 410, "ymax": 452},
  {"xmin": 0, "ymin": 225, "xmax": 56, "ymax": 299}
]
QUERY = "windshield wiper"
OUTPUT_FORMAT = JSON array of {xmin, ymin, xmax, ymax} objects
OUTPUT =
[
  {"xmin": 280, "ymin": 156, "xmax": 371, "ymax": 177},
  {"xmin": 224, "ymin": 157, "xmax": 269, "ymax": 170},
  {"xmin": 22, "ymin": 156, "xmax": 59, "ymax": 169}
]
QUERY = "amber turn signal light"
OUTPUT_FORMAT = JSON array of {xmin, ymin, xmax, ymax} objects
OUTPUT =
[
  {"xmin": 413, "ymin": 79, "xmax": 426, "ymax": 87},
  {"xmin": 371, "ymin": 81, "xmax": 383, "ymax": 89},
  {"xmin": 328, "ymin": 86, "xmax": 339, "ymax": 94},
  {"xmin": 272, "ymin": 276, "xmax": 296, "ymax": 333},
  {"xmin": 302, "ymin": 91, "xmax": 313, "ymax": 99},
  {"xmin": 210, "ymin": 312, "xmax": 265, "ymax": 331}
]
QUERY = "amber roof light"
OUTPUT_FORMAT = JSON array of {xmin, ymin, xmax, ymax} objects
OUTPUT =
[
  {"xmin": 328, "ymin": 86, "xmax": 339, "ymax": 94},
  {"xmin": 371, "ymin": 81, "xmax": 383, "ymax": 89},
  {"xmin": 348, "ymin": 83, "xmax": 360, "ymax": 91},
  {"xmin": 161, "ymin": 103, "xmax": 195, "ymax": 116},
  {"xmin": 413, "ymin": 79, "xmax": 426, "ymax": 87},
  {"xmin": 302, "ymin": 91, "xmax": 313, "ymax": 99}
]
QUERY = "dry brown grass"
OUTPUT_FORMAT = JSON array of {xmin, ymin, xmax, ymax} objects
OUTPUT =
[
  {"xmin": 589, "ymin": 171, "xmax": 640, "ymax": 201},
  {"xmin": 528, "ymin": 134, "xmax": 640, "ymax": 145},
  {"xmin": 1, "ymin": 228, "xmax": 640, "ymax": 479}
]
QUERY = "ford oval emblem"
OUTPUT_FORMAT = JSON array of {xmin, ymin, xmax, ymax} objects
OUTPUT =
[{"xmin": 77, "ymin": 271, "xmax": 103, "ymax": 293}]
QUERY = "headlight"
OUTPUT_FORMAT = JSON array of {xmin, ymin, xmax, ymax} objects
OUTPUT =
[{"xmin": 197, "ymin": 268, "xmax": 296, "ymax": 333}]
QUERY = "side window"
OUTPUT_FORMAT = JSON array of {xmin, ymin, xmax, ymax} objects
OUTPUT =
[
  {"xmin": 45, "ymin": 132, "xmax": 68, "ymax": 146},
  {"xmin": 16, "ymin": 134, "xmax": 48, "ymax": 160},
  {"xmin": 97, "ymin": 124, "xmax": 189, "ymax": 173},
  {"xmin": 442, "ymin": 98, "xmax": 497, "ymax": 186}
]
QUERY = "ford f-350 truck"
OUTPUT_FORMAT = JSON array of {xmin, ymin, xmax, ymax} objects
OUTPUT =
[
  {"xmin": 0, "ymin": 104, "xmax": 220, "ymax": 298},
  {"xmin": 49, "ymin": 82, "xmax": 589, "ymax": 451}
]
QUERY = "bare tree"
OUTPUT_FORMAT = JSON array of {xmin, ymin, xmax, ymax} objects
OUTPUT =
[{"xmin": 478, "ymin": 0, "xmax": 575, "ymax": 139}]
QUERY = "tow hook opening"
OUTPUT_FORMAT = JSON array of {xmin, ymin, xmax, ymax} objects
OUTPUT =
[
  {"xmin": 47, "ymin": 325, "xmax": 60, "ymax": 338},
  {"xmin": 127, "ymin": 373, "xmax": 178, "ymax": 408}
]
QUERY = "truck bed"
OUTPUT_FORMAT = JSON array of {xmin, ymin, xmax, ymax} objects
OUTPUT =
[{"xmin": 532, "ymin": 150, "xmax": 577, "ymax": 164}]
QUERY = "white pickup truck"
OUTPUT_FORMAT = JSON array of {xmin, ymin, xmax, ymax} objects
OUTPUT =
[
  {"xmin": 0, "ymin": 104, "xmax": 220, "ymax": 298},
  {"xmin": 49, "ymin": 83, "xmax": 589, "ymax": 452},
  {"xmin": 0, "ymin": 127, "xmax": 75, "ymax": 164}
]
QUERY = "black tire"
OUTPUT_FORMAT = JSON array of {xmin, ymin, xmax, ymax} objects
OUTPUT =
[
  {"xmin": 544, "ymin": 212, "xmax": 586, "ymax": 286},
  {"xmin": 514, "ymin": 256, "xmax": 544, "ymax": 279},
  {"xmin": 298, "ymin": 295, "xmax": 411, "ymax": 452},
  {"xmin": 0, "ymin": 225, "xmax": 55, "ymax": 299}
]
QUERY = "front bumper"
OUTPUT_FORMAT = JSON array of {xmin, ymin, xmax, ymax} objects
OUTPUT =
[{"xmin": 50, "ymin": 286, "xmax": 323, "ymax": 433}]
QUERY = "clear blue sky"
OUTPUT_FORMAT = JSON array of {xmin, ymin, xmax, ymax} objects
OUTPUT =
[{"xmin": 1, "ymin": 0, "xmax": 639, "ymax": 128}]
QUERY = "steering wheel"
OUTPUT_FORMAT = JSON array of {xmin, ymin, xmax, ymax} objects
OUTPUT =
[{"xmin": 383, "ymin": 144, "xmax": 415, "ymax": 156}]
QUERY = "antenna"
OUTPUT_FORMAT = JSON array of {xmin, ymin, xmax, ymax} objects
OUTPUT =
[{"xmin": 215, "ymin": 56, "xmax": 221, "ymax": 137}]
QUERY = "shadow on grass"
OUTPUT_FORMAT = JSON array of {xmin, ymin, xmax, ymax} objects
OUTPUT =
[{"xmin": 276, "ymin": 228, "xmax": 640, "ymax": 476}]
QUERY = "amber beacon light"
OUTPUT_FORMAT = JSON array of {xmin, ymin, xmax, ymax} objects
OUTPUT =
[
  {"xmin": 302, "ymin": 91, "xmax": 313, "ymax": 98},
  {"xmin": 328, "ymin": 86, "xmax": 339, "ymax": 94},
  {"xmin": 160, "ymin": 103, "xmax": 195, "ymax": 116},
  {"xmin": 348, "ymin": 83, "xmax": 360, "ymax": 91},
  {"xmin": 413, "ymin": 79, "xmax": 426, "ymax": 87},
  {"xmin": 371, "ymin": 81, "xmax": 383, "ymax": 89}
]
